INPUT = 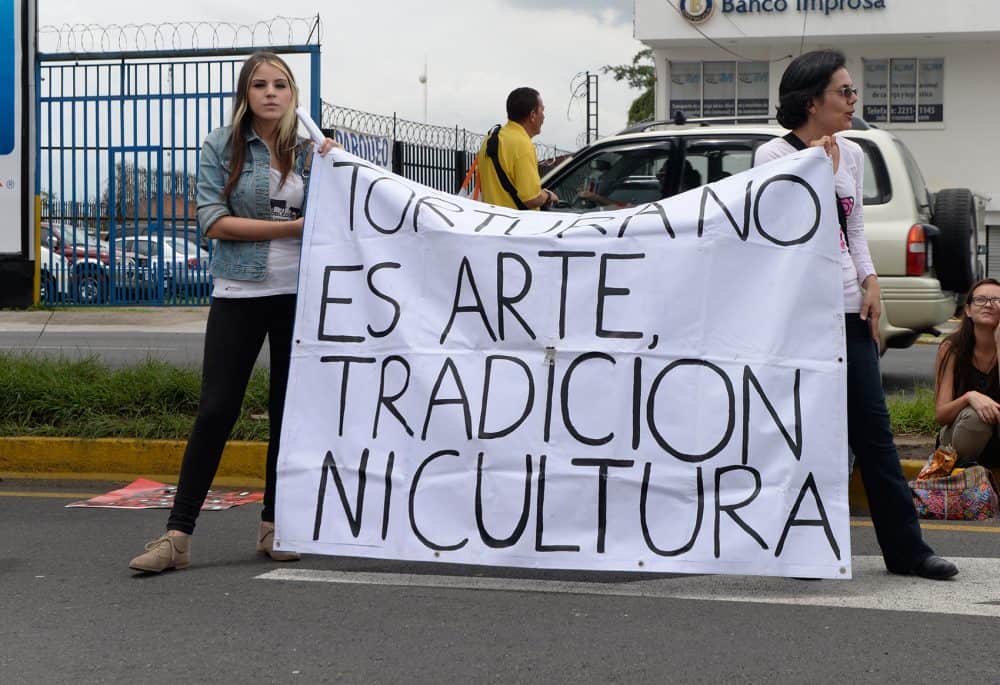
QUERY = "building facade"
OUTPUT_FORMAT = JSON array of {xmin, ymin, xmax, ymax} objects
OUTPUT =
[{"xmin": 635, "ymin": 0, "xmax": 1000, "ymax": 241}]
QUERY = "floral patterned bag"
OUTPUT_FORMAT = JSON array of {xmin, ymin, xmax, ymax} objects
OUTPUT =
[{"xmin": 909, "ymin": 466, "xmax": 1000, "ymax": 521}]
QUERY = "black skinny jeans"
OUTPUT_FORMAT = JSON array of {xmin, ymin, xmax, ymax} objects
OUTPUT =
[
  {"xmin": 845, "ymin": 313, "xmax": 934, "ymax": 572},
  {"xmin": 168, "ymin": 294, "xmax": 296, "ymax": 534}
]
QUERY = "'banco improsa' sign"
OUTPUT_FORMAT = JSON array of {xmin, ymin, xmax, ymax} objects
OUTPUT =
[
  {"xmin": 689, "ymin": 0, "xmax": 887, "ymax": 19},
  {"xmin": 275, "ymin": 146, "xmax": 852, "ymax": 579}
]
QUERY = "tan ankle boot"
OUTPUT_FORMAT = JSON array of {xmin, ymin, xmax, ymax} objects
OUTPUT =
[
  {"xmin": 129, "ymin": 532, "xmax": 191, "ymax": 573},
  {"xmin": 257, "ymin": 522, "xmax": 300, "ymax": 562}
]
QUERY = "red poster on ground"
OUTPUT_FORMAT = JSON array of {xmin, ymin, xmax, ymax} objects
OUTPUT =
[{"xmin": 66, "ymin": 478, "xmax": 263, "ymax": 510}]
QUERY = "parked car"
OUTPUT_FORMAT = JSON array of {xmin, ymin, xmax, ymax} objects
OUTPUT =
[
  {"xmin": 52, "ymin": 231, "xmax": 161, "ymax": 304},
  {"xmin": 161, "ymin": 237, "xmax": 212, "ymax": 299},
  {"xmin": 38, "ymin": 245, "xmax": 74, "ymax": 303},
  {"xmin": 40, "ymin": 222, "xmax": 214, "ymax": 303},
  {"xmin": 51, "ymin": 236, "xmax": 113, "ymax": 304},
  {"xmin": 540, "ymin": 117, "xmax": 985, "ymax": 352},
  {"xmin": 39, "ymin": 224, "xmax": 109, "ymax": 301},
  {"xmin": 111, "ymin": 235, "xmax": 212, "ymax": 299}
]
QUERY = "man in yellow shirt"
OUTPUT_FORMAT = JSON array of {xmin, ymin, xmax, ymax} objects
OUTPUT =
[{"xmin": 478, "ymin": 87, "xmax": 559, "ymax": 210}]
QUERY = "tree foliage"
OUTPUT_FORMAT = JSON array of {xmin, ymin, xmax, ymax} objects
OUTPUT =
[
  {"xmin": 602, "ymin": 48, "xmax": 656, "ymax": 124},
  {"xmin": 101, "ymin": 162, "xmax": 197, "ymax": 215}
]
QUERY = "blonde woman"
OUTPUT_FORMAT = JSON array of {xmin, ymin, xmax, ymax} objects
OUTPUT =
[{"xmin": 130, "ymin": 52, "xmax": 335, "ymax": 573}]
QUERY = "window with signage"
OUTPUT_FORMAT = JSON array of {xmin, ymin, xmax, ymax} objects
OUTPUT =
[
  {"xmin": 862, "ymin": 58, "xmax": 944, "ymax": 124},
  {"xmin": 669, "ymin": 61, "xmax": 769, "ymax": 120}
]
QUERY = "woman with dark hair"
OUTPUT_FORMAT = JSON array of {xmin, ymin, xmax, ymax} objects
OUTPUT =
[
  {"xmin": 129, "ymin": 52, "xmax": 336, "ymax": 573},
  {"xmin": 935, "ymin": 278, "xmax": 1000, "ymax": 468},
  {"xmin": 754, "ymin": 49, "xmax": 958, "ymax": 580}
]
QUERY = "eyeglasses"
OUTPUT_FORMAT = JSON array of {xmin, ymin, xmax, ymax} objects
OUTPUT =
[
  {"xmin": 826, "ymin": 85, "xmax": 859, "ymax": 99},
  {"xmin": 970, "ymin": 295, "xmax": 1000, "ymax": 307}
]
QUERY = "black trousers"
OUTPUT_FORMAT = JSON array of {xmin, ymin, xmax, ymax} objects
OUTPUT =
[
  {"xmin": 168, "ymin": 294, "xmax": 296, "ymax": 534},
  {"xmin": 845, "ymin": 314, "xmax": 934, "ymax": 572}
]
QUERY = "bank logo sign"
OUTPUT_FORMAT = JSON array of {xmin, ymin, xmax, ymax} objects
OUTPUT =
[{"xmin": 680, "ymin": 0, "xmax": 716, "ymax": 24}]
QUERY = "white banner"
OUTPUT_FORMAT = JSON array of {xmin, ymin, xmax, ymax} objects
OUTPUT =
[{"xmin": 276, "ymin": 147, "xmax": 851, "ymax": 579}]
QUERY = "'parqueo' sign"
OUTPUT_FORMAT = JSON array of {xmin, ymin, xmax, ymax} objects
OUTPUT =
[{"xmin": 274, "ymin": 146, "xmax": 852, "ymax": 579}]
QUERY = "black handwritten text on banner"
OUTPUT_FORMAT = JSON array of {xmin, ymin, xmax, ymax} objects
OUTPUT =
[{"xmin": 275, "ymin": 147, "xmax": 851, "ymax": 579}]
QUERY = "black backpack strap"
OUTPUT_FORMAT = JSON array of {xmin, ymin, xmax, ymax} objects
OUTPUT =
[
  {"xmin": 485, "ymin": 124, "xmax": 528, "ymax": 210},
  {"xmin": 783, "ymin": 133, "xmax": 849, "ymax": 247},
  {"xmin": 782, "ymin": 132, "xmax": 808, "ymax": 151}
]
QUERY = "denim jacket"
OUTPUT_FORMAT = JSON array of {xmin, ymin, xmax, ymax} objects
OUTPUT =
[{"xmin": 196, "ymin": 125, "xmax": 313, "ymax": 281}]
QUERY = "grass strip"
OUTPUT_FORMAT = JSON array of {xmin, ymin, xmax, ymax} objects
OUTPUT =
[
  {"xmin": 0, "ymin": 353, "xmax": 269, "ymax": 440},
  {"xmin": 885, "ymin": 385, "xmax": 937, "ymax": 436},
  {"xmin": 2, "ymin": 353, "xmax": 940, "ymax": 442}
]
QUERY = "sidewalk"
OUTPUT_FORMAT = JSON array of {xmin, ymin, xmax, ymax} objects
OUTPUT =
[
  {"xmin": 0, "ymin": 308, "xmax": 959, "ymax": 339},
  {"xmin": 0, "ymin": 307, "xmax": 209, "ymax": 333}
]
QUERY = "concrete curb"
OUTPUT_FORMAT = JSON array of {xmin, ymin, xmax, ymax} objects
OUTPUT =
[
  {"xmin": 0, "ymin": 435, "xmax": 954, "ymax": 516},
  {"xmin": 4, "ymin": 436, "xmax": 996, "ymax": 516},
  {"xmin": 0, "ymin": 437, "xmax": 265, "ymax": 483}
]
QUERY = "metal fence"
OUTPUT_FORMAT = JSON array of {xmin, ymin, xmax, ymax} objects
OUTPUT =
[
  {"xmin": 323, "ymin": 103, "xmax": 571, "ymax": 195},
  {"xmin": 36, "ymin": 19, "xmax": 321, "ymax": 306},
  {"xmin": 36, "ymin": 18, "xmax": 572, "ymax": 306}
]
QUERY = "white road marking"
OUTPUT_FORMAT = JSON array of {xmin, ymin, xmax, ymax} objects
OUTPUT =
[{"xmin": 257, "ymin": 556, "xmax": 1000, "ymax": 618}]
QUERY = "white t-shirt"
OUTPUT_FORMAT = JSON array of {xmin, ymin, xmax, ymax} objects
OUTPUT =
[
  {"xmin": 754, "ymin": 135, "xmax": 874, "ymax": 313},
  {"xmin": 212, "ymin": 168, "xmax": 304, "ymax": 299}
]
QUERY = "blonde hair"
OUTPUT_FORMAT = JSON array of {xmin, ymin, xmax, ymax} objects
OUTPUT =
[{"xmin": 223, "ymin": 52, "xmax": 301, "ymax": 198}]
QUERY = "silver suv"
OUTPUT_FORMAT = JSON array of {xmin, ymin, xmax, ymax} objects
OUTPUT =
[{"xmin": 541, "ymin": 118, "xmax": 985, "ymax": 352}]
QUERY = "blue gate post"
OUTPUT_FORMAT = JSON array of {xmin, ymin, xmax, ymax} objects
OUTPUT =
[{"xmin": 309, "ymin": 45, "xmax": 321, "ymax": 123}]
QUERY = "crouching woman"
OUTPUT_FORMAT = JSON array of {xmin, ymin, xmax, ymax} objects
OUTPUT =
[{"xmin": 935, "ymin": 278, "xmax": 1000, "ymax": 469}]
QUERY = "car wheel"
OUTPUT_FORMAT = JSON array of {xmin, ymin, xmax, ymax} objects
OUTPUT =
[
  {"xmin": 40, "ymin": 271, "xmax": 57, "ymax": 303},
  {"xmin": 74, "ymin": 267, "xmax": 109, "ymax": 304},
  {"xmin": 931, "ymin": 188, "xmax": 976, "ymax": 294}
]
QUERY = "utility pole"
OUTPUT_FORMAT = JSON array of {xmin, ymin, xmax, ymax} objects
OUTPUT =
[
  {"xmin": 419, "ymin": 56, "xmax": 428, "ymax": 123},
  {"xmin": 585, "ymin": 72, "xmax": 599, "ymax": 144}
]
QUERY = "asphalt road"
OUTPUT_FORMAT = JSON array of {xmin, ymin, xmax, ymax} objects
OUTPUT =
[
  {"xmin": 1, "ymin": 484, "xmax": 997, "ymax": 684},
  {"xmin": 0, "ymin": 328, "xmax": 270, "ymax": 369},
  {"xmin": 0, "ymin": 330, "xmax": 215, "ymax": 368},
  {"xmin": 881, "ymin": 343, "xmax": 938, "ymax": 393},
  {"xmin": 1, "ymin": 314, "xmax": 994, "ymax": 682}
]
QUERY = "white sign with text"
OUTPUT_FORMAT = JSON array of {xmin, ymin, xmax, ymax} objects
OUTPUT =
[
  {"xmin": 333, "ymin": 127, "xmax": 392, "ymax": 170},
  {"xmin": 275, "ymin": 147, "xmax": 852, "ymax": 579}
]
